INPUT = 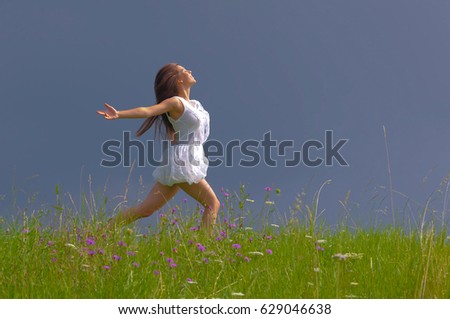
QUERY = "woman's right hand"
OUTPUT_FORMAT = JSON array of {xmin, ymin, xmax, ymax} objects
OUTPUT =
[{"xmin": 97, "ymin": 103, "xmax": 119, "ymax": 120}]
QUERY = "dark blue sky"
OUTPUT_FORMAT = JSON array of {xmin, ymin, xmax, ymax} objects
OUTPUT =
[{"xmin": 1, "ymin": 1, "xmax": 449, "ymax": 227}]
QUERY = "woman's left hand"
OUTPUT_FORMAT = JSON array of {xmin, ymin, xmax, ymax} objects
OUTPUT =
[{"xmin": 97, "ymin": 103, "xmax": 119, "ymax": 120}]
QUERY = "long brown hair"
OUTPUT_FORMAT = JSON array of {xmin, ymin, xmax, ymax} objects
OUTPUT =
[{"xmin": 136, "ymin": 63, "xmax": 180, "ymax": 138}]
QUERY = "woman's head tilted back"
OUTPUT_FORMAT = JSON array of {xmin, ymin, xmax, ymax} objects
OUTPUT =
[{"xmin": 136, "ymin": 63, "xmax": 181, "ymax": 138}]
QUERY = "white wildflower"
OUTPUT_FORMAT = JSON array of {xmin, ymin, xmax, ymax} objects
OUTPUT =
[
  {"xmin": 270, "ymin": 224, "xmax": 280, "ymax": 228},
  {"xmin": 332, "ymin": 253, "xmax": 347, "ymax": 260},
  {"xmin": 248, "ymin": 251, "xmax": 264, "ymax": 256},
  {"xmin": 245, "ymin": 198, "xmax": 255, "ymax": 203},
  {"xmin": 231, "ymin": 292, "xmax": 245, "ymax": 296}
]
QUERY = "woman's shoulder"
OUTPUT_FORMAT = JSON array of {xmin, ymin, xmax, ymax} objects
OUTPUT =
[
  {"xmin": 163, "ymin": 96, "xmax": 183, "ymax": 106},
  {"xmin": 170, "ymin": 96, "xmax": 193, "ymax": 108},
  {"xmin": 163, "ymin": 96, "xmax": 184, "ymax": 119}
]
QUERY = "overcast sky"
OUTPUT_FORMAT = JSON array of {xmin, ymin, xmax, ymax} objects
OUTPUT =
[{"xmin": 1, "ymin": 0, "xmax": 449, "ymax": 227}]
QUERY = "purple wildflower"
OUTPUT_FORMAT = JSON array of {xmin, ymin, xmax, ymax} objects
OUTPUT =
[
  {"xmin": 232, "ymin": 243, "xmax": 242, "ymax": 249},
  {"xmin": 187, "ymin": 278, "xmax": 193, "ymax": 283},
  {"xmin": 117, "ymin": 241, "xmax": 127, "ymax": 247},
  {"xmin": 171, "ymin": 219, "xmax": 178, "ymax": 225},
  {"xmin": 166, "ymin": 257, "xmax": 174, "ymax": 263},
  {"xmin": 220, "ymin": 230, "xmax": 227, "ymax": 238},
  {"xmin": 170, "ymin": 263, "xmax": 177, "ymax": 268},
  {"xmin": 51, "ymin": 257, "xmax": 57, "ymax": 263},
  {"xmin": 266, "ymin": 249, "xmax": 273, "ymax": 255},
  {"xmin": 203, "ymin": 258, "xmax": 209, "ymax": 264},
  {"xmin": 103, "ymin": 265, "xmax": 111, "ymax": 270},
  {"xmin": 315, "ymin": 242, "xmax": 325, "ymax": 251},
  {"xmin": 98, "ymin": 248, "xmax": 105, "ymax": 255},
  {"xmin": 265, "ymin": 186, "xmax": 272, "ymax": 192},
  {"xmin": 216, "ymin": 236, "xmax": 223, "ymax": 241},
  {"xmin": 86, "ymin": 238, "xmax": 96, "ymax": 246},
  {"xmin": 112, "ymin": 254, "xmax": 121, "ymax": 261},
  {"xmin": 196, "ymin": 243, "xmax": 206, "ymax": 252},
  {"xmin": 183, "ymin": 198, "xmax": 188, "ymax": 203},
  {"xmin": 190, "ymin": 227, "xmax": 199, "ymax": 231},
  {"xmin": 160, "ymin": 251, "xmax": 164, "ymax": 256},
  {"xmin": 244, "ymin": 256, "xmax": 250, "ymax": 262},
  {"xmin": 22, "ymin": 229, "xmax": 30, "ymax": 234},
  {"xmin": 154, "ymin": 270, "xmax": 160, "ymax": 276},
  {"xmin": 132, "ymin": 262, "xmax": 139, "ymax": 268},
  {"xmin": 47, "ymin": 241, "xmax": 53, "ymax": 247},
  {"xmin": 265, "ymin": 235, "xmax": 273, "ymax": 240},
  {"xmin": 126, "ymin": 251, "xmax": 136, "ymax": 256},
  {"xmin": 88, "ymin": 250, "xmax": 96, "ymax": 256}
]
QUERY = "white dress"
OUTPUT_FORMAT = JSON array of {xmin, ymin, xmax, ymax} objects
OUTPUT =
[{"xmin": 152, "ymin": 96, "xmax": 210, "ymax": 186}]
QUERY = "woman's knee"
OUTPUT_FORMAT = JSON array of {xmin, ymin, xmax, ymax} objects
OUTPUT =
[
  {"xmin": 136, "ymin": 200, "xmax": 163, "ymax": 217},
  {"xmin": 139, "ymin": 209, "xmax": 154, "ymax": 218},
  {"xmin": 130, "ymin": 208, "xmax": 148, "ymax": 219},
  {"xmin": 206, "ymin": 197, "xmax": 220, "ymax": 212}
]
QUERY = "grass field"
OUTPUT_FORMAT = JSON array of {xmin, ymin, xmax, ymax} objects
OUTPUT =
[{"xmin": 0, "ymin": 183, "xmax": 449, "ymax": 298}]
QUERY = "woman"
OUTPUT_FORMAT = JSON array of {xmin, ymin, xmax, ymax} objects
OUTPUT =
[{"xmin": 97, "ymin": 63, "xmax": 220, "ymax": 230}]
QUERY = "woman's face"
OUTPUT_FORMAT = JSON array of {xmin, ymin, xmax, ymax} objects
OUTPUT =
[{"xmin": 176, "ymin": 65, "xmax": 196, "ymax": 86}]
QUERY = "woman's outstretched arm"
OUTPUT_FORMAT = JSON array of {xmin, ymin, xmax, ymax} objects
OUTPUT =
[{"xmin": 96, "ymin": 97, "xmax": 181, "ymax": 120}]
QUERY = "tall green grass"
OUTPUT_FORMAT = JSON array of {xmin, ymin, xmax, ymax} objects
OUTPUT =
[{"xmin": 0, "ymin": 182, "xmax": 448, "ymax": 298}]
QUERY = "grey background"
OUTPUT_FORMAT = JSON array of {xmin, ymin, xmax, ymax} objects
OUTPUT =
[{"xmin": 1, "ymin": 0, "xmax": 449, "ymax": 228}]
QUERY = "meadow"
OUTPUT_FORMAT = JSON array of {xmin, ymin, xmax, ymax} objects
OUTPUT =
[{"xmin": 0, "ymin": 182, "xmax": 449, "ymax": 299}]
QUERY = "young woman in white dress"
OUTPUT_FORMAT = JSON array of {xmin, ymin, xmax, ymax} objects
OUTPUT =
[{"xmin": 97, "ymin": 63, "xmax": 220, "ymax": 230}]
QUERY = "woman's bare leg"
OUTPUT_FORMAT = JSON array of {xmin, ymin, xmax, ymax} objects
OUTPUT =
[
  {"xmin": 177, "ymin": 179, "xmax": 220, "ymax": 230},
  {"xmin": 109, "ymin": 182, "xmax": 179, "ymax": 228}
]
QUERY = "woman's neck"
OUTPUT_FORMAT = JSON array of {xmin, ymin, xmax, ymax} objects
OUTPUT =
[{"xmin": 177, "ymin": 87, "xmax": 191, "ymax": 101}]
